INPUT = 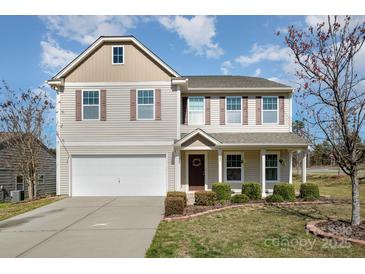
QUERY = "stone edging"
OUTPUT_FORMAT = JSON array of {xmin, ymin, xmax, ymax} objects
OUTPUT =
[
  {"xmin": 306, "ymin": 220, "xmax": 365, "ymax": 246},
  {"xmin": 163, "ymin": 200, "xmax": 338, "ymax": 222}
]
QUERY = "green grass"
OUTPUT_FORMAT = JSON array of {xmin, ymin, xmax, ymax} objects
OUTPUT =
[
  {"xmin": 146, "ymin": 175, "xmax": 365, "ymax": 258},
  {"xmin": 0, "ymin": 197, "xmax": 62, "ymax": 222}
]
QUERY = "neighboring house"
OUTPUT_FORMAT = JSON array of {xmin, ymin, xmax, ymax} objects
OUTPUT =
[
  {"xmin": 0, "ymin": 133, "xmax": 56, "ymax": 199},
  {"xmin": 47, "ymin": 35, "xmax": 308, "ymax": 197}
]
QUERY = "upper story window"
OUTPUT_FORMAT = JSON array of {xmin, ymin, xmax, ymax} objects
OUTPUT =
[
  {"xmin": 188, "ymin": 96, "xmax": 205, "ymax": 125},
  {"xmin": 112, "ymin": 45, "xmax": 124, "ymax": 64},
  {"xmin": 137, "ymin": 89, "xmax": 154, "ymax": 120},
  {"xmin": 83, "ymin": 90, "xmax": 100, "ymax": 120},
  {"xmin": 262, "ymin": 96, "xmax": 278, "ymax": 124},
  {"xmin": 226, "ymin": 96, "xmax": 241, "ymax": 124}
]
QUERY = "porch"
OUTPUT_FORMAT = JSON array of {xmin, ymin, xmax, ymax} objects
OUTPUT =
[{"xmin": 174, "ymin": 129, "xmax": 309, "ymax": 197}]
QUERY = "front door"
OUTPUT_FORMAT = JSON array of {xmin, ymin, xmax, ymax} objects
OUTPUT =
[{"xmin": 188, "ymin": 154, "xmax": 205, "ymax": 191}]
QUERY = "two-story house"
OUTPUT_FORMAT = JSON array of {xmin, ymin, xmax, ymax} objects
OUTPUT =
[{"xmin": 47, "ymin": 36, "xmax": 308, "ymax": 198}]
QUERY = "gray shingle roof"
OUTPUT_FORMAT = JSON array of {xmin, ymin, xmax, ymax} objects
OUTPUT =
[
  {"xmin": 180, "ymin": 132, "xmax": 308, "ymax": 146},
  {"xmin": 184, "ymin": 75, "xmax": 291, "ymax": 89}
]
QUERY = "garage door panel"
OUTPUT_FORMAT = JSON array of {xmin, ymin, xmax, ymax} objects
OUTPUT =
[{"xmin": 72, "ymin": 155, "xmax": 166, "ymax": 196}]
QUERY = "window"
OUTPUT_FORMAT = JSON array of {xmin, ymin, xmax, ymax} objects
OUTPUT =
[
  {"xmin": 16, "ymin": 175, "xmax": 24, "ymax": 191},
  {"xmin": 83, "ymin": 91, "xmax": 99, "ymax": 120},
  {"xmin": 137, "ymin": 89, "xmax": 154, "ymax": 120},
  {"xmin": 226, "ymin": 96, "xmax": 242, "ymax": 124},
  {"xmin": 262, "ymin": 96, "xmax": 278, "ymax": 123},
  {"xmin": 112, "ymin": 46, "xmax": 124, "ymax": 64},
  {"xmin": 226, "ymin": 154, "xmax": 242, "ymax": 181},
  {"xmin": 265, "ymin": 154, "xmax": 279, "ymax": 181},
  {"xmin": 38, "ymin": 174, "xmax": 44, "ymax": 185},
  {"xmin": 188, "ymin": 97, "xmax": 204, "ymax": 125}
]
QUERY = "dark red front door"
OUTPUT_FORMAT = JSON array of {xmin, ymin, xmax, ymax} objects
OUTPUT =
[{"xmin": 188, "ymin": 154, "xmax": 205, "ymax": 191}]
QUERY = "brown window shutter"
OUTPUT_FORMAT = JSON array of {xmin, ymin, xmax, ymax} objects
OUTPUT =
[
  {"xmin": 130, "ymin": 89, "xmax": 136, "ymax": 121},
  {"xmin": 100, "ymin": 89, "xmax": 107, "ymax": 121},
  {"xmin": 155, "ymin": 89, "xmax": 161, "ymax": 120},
  {"xmin": 256, "ymin": 96, "xmax": 261, "ymax": 125},
  {"xmin": 242, "ymin": 96, "xmax": 248, "ymax": 125},
  {"xmin": 220, "ymin": 97, "xmax": 225, "ymax": 125},
  {"xmin": 279, "ymin": 96, "xmax": 285, "ymax": 125},
  {"xmin": 182, "ymin": 97, "xmax": 188, "ymax": 125},
  {"xmin": 205, "ymin": 96, "xmax": 211, "ymax": 125},
  {"xmin": 75, "ymin": 90, "xmax": 82, "ymax": 121}
]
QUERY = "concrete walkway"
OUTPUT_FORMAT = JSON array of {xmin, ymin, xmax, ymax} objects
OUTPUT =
[{"xmin": 0, "ymin": 197, "xmax": 164, "ymax": 257}]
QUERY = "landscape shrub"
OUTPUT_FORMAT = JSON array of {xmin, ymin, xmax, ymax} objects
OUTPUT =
[
  {"xmin": 164, "ymin": 197, "xmax": 184, "ymax": 217},
  {"xmin": 273, "ymin": 183, "xmax": 295, "ymax": 201},
  {"xmin": 265, "ymin": 194, "xmax": 284, "ymax": 203},
  {"xmin": 299, "ymin": 183, "xmax": 320, "ymax": 200},
  {"xmin": 231, "ymin": 194, "xmax": 249, "ymax": 204},
  {"xmin": 167, "ymin": 191, "xmax": 187, "ymax": 207},
  {"xmin": 212, "ymin": 182, "xmax": 231, "ymax": 201},
  {"xmin": 242, "ymin": 182, "xmax": 261, "ymax": 200},
  {"xmin": 194, "ymin": 191, "xmax": 216, "ymax": 206}
]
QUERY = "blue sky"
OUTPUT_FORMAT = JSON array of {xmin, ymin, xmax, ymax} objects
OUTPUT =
[{"xmin": 0, "ymin": 15, "xmax": 364, "ymax": 146}]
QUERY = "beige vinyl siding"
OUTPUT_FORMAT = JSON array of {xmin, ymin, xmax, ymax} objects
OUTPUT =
[
  {"xmin": 60, "ymin": 84, "xmax": 177, "ymax": 142},
  {"xmin": 180, "ymin": 149, "xmax": 290, "ymax": 192},
  {"xmin": 65, "ymin": 43, "xmax": 171, "ymax": 82},
  {"xmin": 59, "ymin": 144, "xmax": 174, "ymax": 195},
  {"xmin": 181, "ymin": 93, "xmax": 291, "ymax": 133}
]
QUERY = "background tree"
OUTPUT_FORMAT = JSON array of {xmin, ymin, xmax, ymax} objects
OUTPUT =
[
  {"xmin": 0, "ymin": 81, "xmax": 54, "ymax": 200},
  {"xmin": 284, "ymin": 16, "xmax": 365, "ymax": 226}
]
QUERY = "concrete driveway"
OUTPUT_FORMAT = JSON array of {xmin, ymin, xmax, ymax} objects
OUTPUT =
[{"xmin": 0, "ymin": 197, "xmax": 164, "ymax": 257}]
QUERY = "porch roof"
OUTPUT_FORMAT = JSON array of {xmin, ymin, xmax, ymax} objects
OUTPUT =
[{"xmin": 178, "ymin": 130, "xmax": 308, "ymax": 147}]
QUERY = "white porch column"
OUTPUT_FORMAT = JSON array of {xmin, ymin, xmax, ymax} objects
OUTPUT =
[
  {"xmin": 288, "ymin": 150, "xmax": 293, "ymax": 184},
  {"xmin": 174, "ymin": 148, "xmax": 181, "ymax": 191},
  {"xmin": 218, "ymin": 148, "xmax": 223, "ymax": 182},
  {"xmin": 302, "ymin": 152, "xmax": 307, "ymax": 184},
  {"xmin": 260, "ymin": 149, "xmax": 266, "ymax": 197}
]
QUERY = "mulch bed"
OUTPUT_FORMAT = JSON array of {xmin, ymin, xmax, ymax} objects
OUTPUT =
[{"xmin": 316, "ymin": 220, "xmax": 365, "ymax": 241}]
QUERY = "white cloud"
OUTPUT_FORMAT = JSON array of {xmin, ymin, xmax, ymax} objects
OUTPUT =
[
  {"xmin": 158, "ymin": 16, "xmax": 223, "ymax": 59},
  {"xmin": 220, "ymin": 60, "xmax": 233, "ymax": 75},
  {"xmin": 254, "ymin": 68, "xmax": 261, "ymax": 77},
  {"xmin": 40, "ymin": 37, "xmax": 77, "ymax": 75},
  {"xmin": 40, "ymin": 16, "xmax": 138, "ymax": 45},
  {"xmin": 235, "ymin": 43, "xmax": 291, "ymax": 67}
]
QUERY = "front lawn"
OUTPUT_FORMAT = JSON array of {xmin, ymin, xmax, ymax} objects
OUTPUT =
[
  {"xmin": 146, "ymin": 175, "xmax": 365, "ymax": 257},
  {"xmin": 0, "ymin": 196, "xmax": 62, "ymax": 222}
]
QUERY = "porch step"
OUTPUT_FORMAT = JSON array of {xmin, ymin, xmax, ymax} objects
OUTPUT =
[{"xmin": 187, "ymin": 192, "xmax": 195, "ymax": 205}]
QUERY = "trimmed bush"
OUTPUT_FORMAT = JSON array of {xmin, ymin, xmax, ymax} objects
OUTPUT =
[
  {"xmin": 273, "ymin": 183, "xmax": 295, "ymax": 201},
  {"xmin": 265, "ymin": 194, "xmax": 284, "ymax": 203},
  {"xmin": 195, "ymin": 191, "xmax": 216, "ymax": 206},
  {"xmin": 164, "ymin": 197, "xmax": 184, "ymax": 217},
  {"xmin": 231, "ymin": 194, "xmax": 249, "ymax": 204},
  {"xmin": 242, "ymin": 182, "xmax": 261, "ymax": 200},
  {"xmin": 300, "ymin": 183, "xmax": 320, "ymax": 200},
  {"xmin": 167, "ymin": 191, "xmax": 187, "ymax": 207},
  {"xmin": 212, "ymin": 182, "xmax": 231, "ymax": 201}
]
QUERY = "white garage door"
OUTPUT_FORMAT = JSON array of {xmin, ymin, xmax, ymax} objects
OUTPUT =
[{"xmin": 71, "ymin": 155, "xmax": 167, "ymax": 196}]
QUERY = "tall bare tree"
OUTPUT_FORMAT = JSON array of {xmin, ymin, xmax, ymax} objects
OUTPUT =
[
  {"xmin": 0, "ymin": 81, "xmax": 54, "ymax": 199},
  {"xmin": 283, "ymin": 16, "xmax": 365, "ymax": 226}
]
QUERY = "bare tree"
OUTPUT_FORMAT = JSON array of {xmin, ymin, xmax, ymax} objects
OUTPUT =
[
  {"xmin": 283, "ymin": 16, "xmax": 365, "ymax": 226},
  {"xmin": 0, "ymin": 81, "xmax": 54, "ymax": 200}
]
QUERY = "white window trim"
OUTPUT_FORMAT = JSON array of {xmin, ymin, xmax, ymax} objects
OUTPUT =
[
  {"xmin": 111, "ymin": 45, "xmax": 124, "ymax": 65},
  {"xmin": 262, "ymin": 96, "xmax": 279, "ymax": 124},
  {"xmin": 188, "ymin": 96, "xmax": 205, "ymax": 125},
  {"xmin": 82, "ymin": 89, "xmax": 100, "ymax": 121},
  {"xmin": 38, "ymin": 174, "xmax": 45, "ymax": 185},
  {"xmin": 15, "ymin": 175, "xmax": 24, "ymax": 191},
  {"xmin": 224, "ymin": 151, "xmax": 244, "ymax": 183},
  {"xmin": 136, "ymin": 88, "xmax": 155, "ymax": 121},
  {"xmin": 265, "ymin": 151, "xmax": 280, "ymax": 183},
  {"xmin": 225, "ymin": 96, "xmax": 242, "ymax": 125}
]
